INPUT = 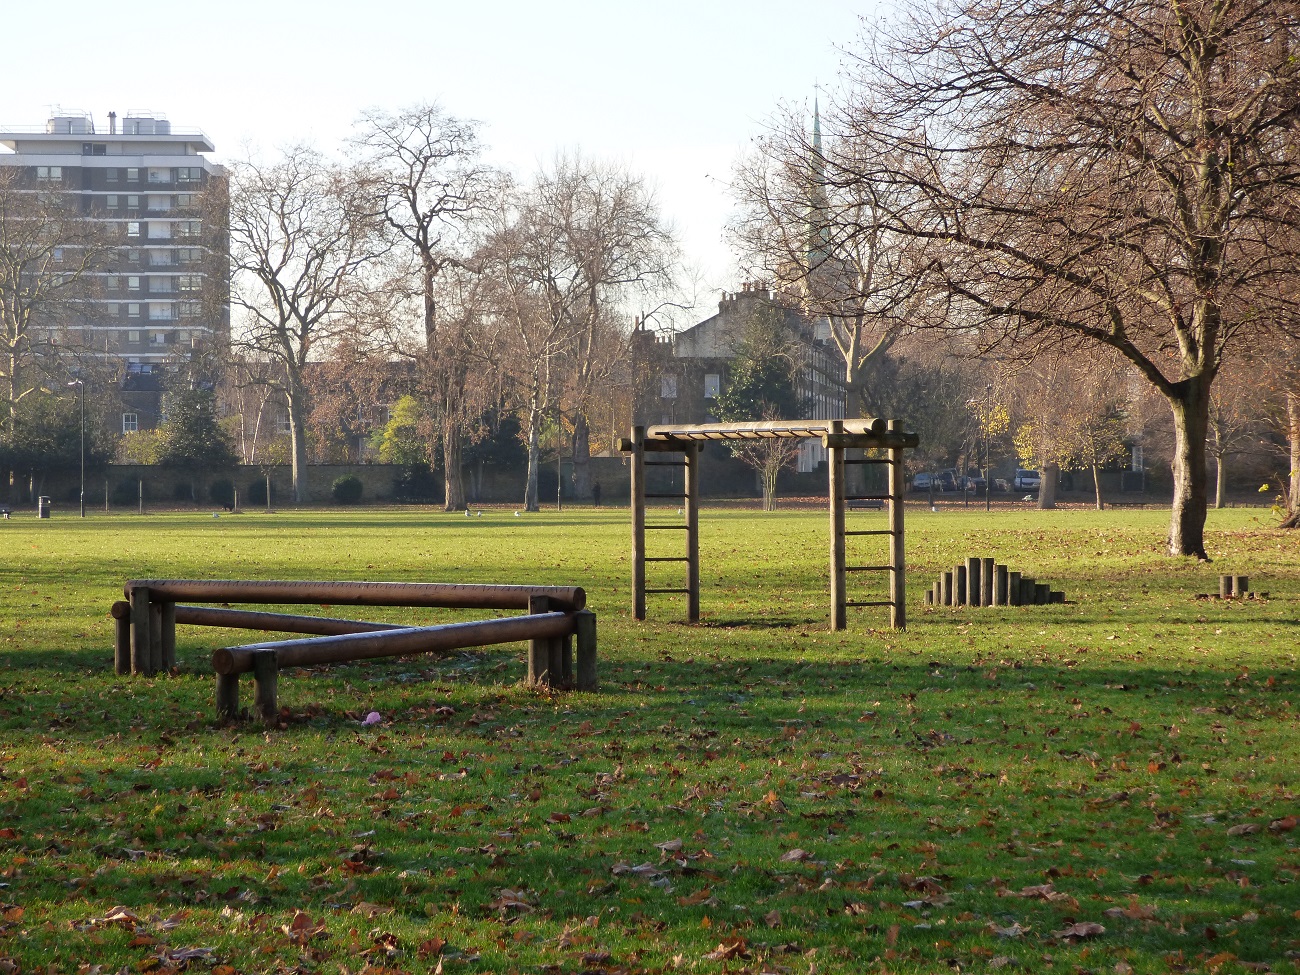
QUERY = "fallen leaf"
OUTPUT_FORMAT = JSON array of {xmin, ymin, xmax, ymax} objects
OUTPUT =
[
  {"xmin": 1054, "ymin": 921, "xmax": 1105, "ymax": 941},
  {"xmin": 1227, "ymin": 823, "xmax": 1260, "ymax": 836},
  {"xmin": 987, "ymin": 922, "xmax": 1028, "ymax": 938},
  {"xmin": 703, "ymin": 938, "xmax": 749, "ymax": 961},
  {"xmin": 779, "ymin": 848, "xmax": 812, "ymax": 863},
  {"xmin": 676, "ymin": 888, "xmax": 716, "ymax": 906},
  {"xmin": 655, "ymin": 838, "xmax": 684, "ymax": 853},
  {"xmin": 1268, "ymin": 816, "xmax": 1296, "ymax": 833}
]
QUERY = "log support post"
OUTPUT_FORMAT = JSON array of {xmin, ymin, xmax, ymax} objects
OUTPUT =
[
  {"xmin": 111, "ymin": 600, "xmax": 131, "ymax": 676},
  {"xmin": 956, "ymin": 565, "xmax": 967, "ymax": 605},
  {"xmin": 1008, "ymin": 571, "xmax": 1022, "ymax": 606},
  {"xmin": 941, "ymin": 570, "xmax": 954, "ymax": 606},
  {"xmin": 252, "ymin": 650, "xmax": 279, "ymax": 725},
  {"xmin": 887, "ymin": 420, "xmax": 906, "ymax": 630},
  {"xmin": 161, "ymin": 601, "xmax": 176, "ymax": 671},
  {"xmin": 829, "ymin": 420, "xmax": 847, "ymax": 631},
  {"xmin": 216, "ymin": 673, "xmax": 240, "ymax": 722},
  {"xmin": 129, "ymin": 585, "xmax": 152, "ymax": 676},
  {"xmin": 684, "ymin": 442, "xmax": 700, "ymax": 623},
  {"xmin": 527, "ymin": 595, "xmax": 553, "ymax": 687},
  {"xmin": 981, "ymin": 557, "xmax": 995, "ymax": 608},
  {"xmin": 966, "ymin": 557, "xmax": 981, "ymax": 607},
  {"xmin": 575, "ymin": 609, "xmax": 598, "ymax": 691},
  {"xmin": 630, "ymin": 426, "xmax": 646, "ymax": 621},
  {"xmin": 994, "ymin": 564, "xmax": 1009, "ymax": 606}
]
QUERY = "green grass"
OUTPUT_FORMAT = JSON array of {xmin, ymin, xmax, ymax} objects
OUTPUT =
[{"xmin": 0, "ymin": 505, "xmax": 1297, "ymax": 974}]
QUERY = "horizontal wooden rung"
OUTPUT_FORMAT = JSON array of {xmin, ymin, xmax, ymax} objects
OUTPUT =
[
  {"xmin": 645, "ymin": 588, "xmax": 692, "ymax": 594},
  {"xmin": 644, "ymin": 492, "xmax": 685, "ymax": 499},
  {"xmin": 645, "ymin": 525, "xmax": 689, "ymax": 531},
  {"xmin": 845, "ymin": 600, "xmax": 895, "ymax": 607},
  {"xmin": 845, "ymin": 529, "xmax": 895, "ymax": 536},
  {"xmin": 844, "ymin": 494, "xmax": 892, "ymax": 502},
  {"xmin": 846, "ymin": 565, "xmax": 894, "ymax": 573},
  {"xmin": 644, "ymin": 460, "xmax": 687, "ymax": 467},
  {"xmin": 644, "ymin": 557, "xmax": 690, "ymax": 563},
  {"xmin": 843, "ymin": 458, "xmax": 892, "ymax": 465}
]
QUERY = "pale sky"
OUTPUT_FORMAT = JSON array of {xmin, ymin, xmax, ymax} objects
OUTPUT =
[{"xmin": 4, "ymin": 0, "xmax": 880, "ymax": 304}]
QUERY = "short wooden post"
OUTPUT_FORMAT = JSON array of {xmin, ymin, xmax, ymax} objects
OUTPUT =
[
  {"xmin": 1233, "ymin": 575, "xmax": 1249, "ymax": 596},
  {"xmin": 993, "ymin": 564, "xmax": 1008, "ymax": 606},
  {"xmin": 956, "ymin": 564, "xmax": 967, "ymax": 605},
  {"xmin": 549, "ymin": 634, "xmax": 566, "ymax": 689},
  {"xmin": 111, "ymin": 600, "xmax": 131, "ymax": 675},
  {"xmin": 216, "ymin": 674, "xmax": 240, "ymax": 721},
  {"xmin": 575, "ymin": 609, "xmax": 598, "ymax": 691},
  {"xmin": 828, "ymin": 420, "xmax": 847, "ymax": 631},
  {"xmin": 924, "ymin": 589, "xmax": 934, "ymax": 605},
  {"xmin": 981, "ymin": 557, "xmax": 995, "ymax": 607},
  {"xmin": 149, "ymin": 600, "xmax": 164, "ymax": 674},
  {"xmin": 161, "ymin": 602, "xmax": 177, "ymax": 671},
  {"xmin": 631, "ymin": 426, "xmax": 646, "ymax": 621},
  {"xmin": 527, "ymin": 595, "xmax": 552, "ymax": 686},
  {"xmin": 1034, "ymin": 582, "xmax": 1050, "ymax": 605},
  {"xmin": 966, "ymin": 557, "xmax": 981, "ymax": 607},
  {"xmin": 138, "ymin": 478, "xmax": 144, "ymax": 515},
  {"xmin": 941, "ymin": 570, "xmax": 954, "ymax": 606},
  {"xmin": 1219, "ymin": 574, "xmax": 1234, "ymax": 599},
  {"xmin": 684, "ymin": 442, "xmax": 700, "ymax": 623},
  {"xmin": 887, "ymin": 421, "xmax": 906, "ymax": 631},
  {"xmin": 1019, "ymin": 576, "xmax": 1036, "ymax": 605},
  {"xmin": 129, "ymin": 585, "xmax": 151, "ymax": 675},
  {"xmin": 1049, "ymin": 590, "xmax": 1065, "ymax": 604},
  {"xmin": 1008, "ymin": 571, "xmax": 1022, "ymax": 606},
  {"xmin": 252, "ymin": 650, "xmax": 279, "ymax": 725}
]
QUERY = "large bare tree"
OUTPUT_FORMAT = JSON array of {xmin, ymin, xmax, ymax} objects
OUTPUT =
[
  {"xmin": 351, "ymin": 104, "xmax": 499, "ymax": 509},
  {"xmin": 227, "ymin": 146, "xmax": 384, "ymax": 501},
  {"xmin": 812, "ymin": 0, "xmax": 1300, "ymax": 558}
]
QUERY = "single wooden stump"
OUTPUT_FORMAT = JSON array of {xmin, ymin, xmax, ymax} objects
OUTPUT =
[
  {"xmin": 161, "ymin": 602, "xmax": 177, "ymax": 671},
  {"xmin": 1008, "ymin": 571, "xmax": 1022, "ymax": 606},
  {"xmin": 216, "ymin": 673, "xmax": 240, "ymax": 721},
  {"xmin": 1219, "ymin": 574, "xmax": 1234, "ymax": 599},
  {"xmin": 1020, "ymin": 577, "xmax": 1036, "ymax": 605},
  {"xmin": 925, "ymin": 589, "xmax": 934, "ymax": 605},
  {"xmin": 575, "ymin": 609, "xmax": 598, "ymax": 691},
  {"xmin": 941, "ymin": 571, "xmax": 954, "ymax": 606},
  {"xmin": 527, "ymin": 595, "xmax": 553, "ymax": 686},
  {"xmin": 966, "ymin": 557, "xmax": 981, "ymax": 607},
  {"xmin": 129, "ymin": 586, "xmax": 151, "ymax": 675},
  {"xmin": 1049, "ymin": 590, "xmax": 1065, "ymax": 604},
  {"xmin": 993, "ymin": 564, "xmax": 1009, "ymax": 606},
  {"xmin": 1233, "ymin": 575, "xmax": 1249, "ymax": 596},
  {"xmin": 981, "ymin": 558, "xmax": 995, "ymax": 607},
  {"xmin": 1034, "ymin": 583, "xmax": 1050, "ymax": 605},
  {"xmin": 956, "ymin": 565, "xmax": 967, "ymax": 606},
  {"xmin": 149, "ymin": 601, "xmax": 163, "ymax": 675},
  {"xmin": 111, "ymin": 600, "xmax": 131, "ymax": 675},
  {"xmin": 252, "ymin": 650, "xmax": 279, "ymax": 725}
]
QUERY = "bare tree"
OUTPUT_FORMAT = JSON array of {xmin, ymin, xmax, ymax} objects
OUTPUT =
[
  {"xmin": 812, "ymin": 0, "xmax": 1300, "ymax": 558},
  {"xmin": 351, "ymin": 104, "xmax": 499, "ymax": 509},
  {"xmin": 0, "ymin": 170, "xmax": 111, "ymax": 483},
  {"xmin": 227, "ymin": 146, "xmax": 384, "ymax": 501}
]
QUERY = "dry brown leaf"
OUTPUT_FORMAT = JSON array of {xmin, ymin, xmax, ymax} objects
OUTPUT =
[
  {"xmin": 655, "ymin": 837, "xmax": 684, "ymax": 853},
  {"xmin": 703, "ymin": 938, "xmax": 750, "ymax": 961},
  {"xmin": 676, "ymin": 888, "xmax": 716, "ymax": 907},
  {"xmin": 987, "ymin": 921, "xmax": 1028, "ymax": 938},
  {"xmin": 779, "ymin": 848, "xmax": 812, "ymax": 863},
  {"xmin": 1054, "ymin": 921, "xmax": 1105, "ymax": 941},
  {"xmin": 1269, "ymin": 815, "xmax": 1297, "ymax": 833},
  {"xmin": 1227, "ymin": 823, "xmax": 1260, "ymax": 836},
  {"xmin": 763, "ymin": 909, "xmax": 781, "ymax": 928}
]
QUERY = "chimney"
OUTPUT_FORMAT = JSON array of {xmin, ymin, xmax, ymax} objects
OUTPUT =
[{"xmin": 108, "ymin": 111, "xmax": 117, "ymax": 134}]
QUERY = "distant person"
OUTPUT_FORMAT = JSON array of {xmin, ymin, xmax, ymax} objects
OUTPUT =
[{"xmin": 591, "ymin": 481, "xmax": 602, "ymax": 507}]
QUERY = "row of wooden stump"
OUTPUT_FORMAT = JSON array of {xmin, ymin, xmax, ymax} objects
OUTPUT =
[
  {"xmin": 923, "ymin": 557, "xmax": 1065, "ymax": 607},
  {"xmin": 1201, "ymin": 575, "xmax": 1266, "ymax": 600}
]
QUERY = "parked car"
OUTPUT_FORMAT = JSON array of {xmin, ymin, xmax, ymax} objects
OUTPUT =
[
  {"xmin": 1013, "ymin": 469, "xmax": 1041, "ymax": 491},
  {"xmin": 936, "ymin": 470, "xmax": 959, "ymax": 492},
  {"xmin": 960, "ymin": 472, "xmax": 987, "ymax": 493},
  {"xmin": 911, "ymin": 472, "xmax": 934, "ymax": 492}
]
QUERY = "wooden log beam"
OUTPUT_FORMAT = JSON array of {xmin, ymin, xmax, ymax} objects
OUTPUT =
[{"xmin": 127, "ymin": 580, "xmax": 585, "ymax": 612}]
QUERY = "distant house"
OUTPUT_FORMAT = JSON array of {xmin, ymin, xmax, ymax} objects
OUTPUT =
[{"xmin": 631, "ymin": 282, "xmax": 846, "ymax": 473}]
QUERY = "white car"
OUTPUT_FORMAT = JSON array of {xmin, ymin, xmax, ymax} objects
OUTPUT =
[{"xmin": 1013, "ymin": 469, "xmax": 1041, "ymax": 491}]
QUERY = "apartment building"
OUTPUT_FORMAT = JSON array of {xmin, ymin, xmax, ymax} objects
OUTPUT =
[{"xmin": 0, "ymin": 109, "xmax": 227, "ymax": 429}]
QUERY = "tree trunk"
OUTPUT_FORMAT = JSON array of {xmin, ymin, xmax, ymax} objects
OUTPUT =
[
  {"xmin": 524, "ymin": 387, "xmax": 542, "ymax": 512},
  {"xmin": 571, "ymin": 412, "xmax": 592, "ymax": 500},
  {"xmin": 442, "ymin": 420, "xmax": 465, "ymax": 511},
  {"xmin": 1092, "ymin": 462, "xmax": 1104, "ymax": 510},
  {"xmin": 762, "ymin": 462, "xmax": 779, "ymax": 511},
  {"xmin": 1166, "ymin": 387, "xmax": 1211, "ymax": 559},
  {"xmin": 1215, "ymin": 453, "xmax": 1227, "ymax": 510},
  {"xmin": 1282, "ymin": 389, "xmax": 1300, "ymax": 529},
  {"xmin": 287, "ymin": 388, "xmax": 310, "ymax": 503},
  {"xmin": 1037, "ymin": 463, "xmax": 1058, "ymax": 510}
]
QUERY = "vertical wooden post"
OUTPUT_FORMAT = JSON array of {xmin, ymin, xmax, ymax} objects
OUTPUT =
[
  {"xmin": 941, "ymin": 570, "xmax": 954, "ymax": 606},
  {"xmin": 527, "ymin": 595, "xmax": 551, "ymax": 686},
  {"xmin": 828, "ymin": 420, "xmax": 847, "ymax": 631},
  {"xmin": 111, "ymin": 601, "xmax": 131, "ymax": 676},
  {"xmin": 560, "ymin": 633, "xmax": 574, "ymax": 687},
  {"xmin": 981, "ymin": 558, "xmax": 995, "ymax": 608},
  {"xmin": 1034, "ymin": 582, "xmax": 1050, "ymax": 605},
  {"xmin": 129, "ymin": 585, "xmax": 151, "ymax": 675},
  {"xmin": 1233, "ymin": 575, "xmax": 1249, "ymax": 597},
  {"xmin": 1219, "ymin": 574, "xmax": 1233, "ymax": 599},
  {"xmin": 161, "ymin": 602, "xmax": 176, "ymax": 671},
  {"xmin": 1008, "ymin": 570, "xmax": 1022, "ymax": 606},
  {"xmin": 252, "ymin": 650, "xmax": 279, "ymax": 725},
  {"xmin": 630, "ymin": 426, "xmax": 646, "ymax": 621},
  {"xmin": 966, "ymin": 557, "xmax": 981, "ymax": 607},
  {"xmin": 887, "ymin": 421, "xmax": 906, "ymax": 631},
  {"xmin": 956, "ymin": 565, "xmax": 967, "ymax": 605},
  {"xmin": 994, "ymin": 564, "xmax": 1009, "ymax": 606},
  {"xmin": 149, "ymin": 601, "xmax": 163, "ymax": 674},
  {"xmin": 216, "ymin": 674, "xmax": 240, "ymax": 721},
  {"xmin": 575, "ymin": 609, "xmax": 598, "ymax": 691},
  {"xmin": 1020, "ymin": 576, "xmax": 1036, "ymax": 605},
  {"xmin": 684, "ymin": 442, "xmax": 700, "ymax": 623}
]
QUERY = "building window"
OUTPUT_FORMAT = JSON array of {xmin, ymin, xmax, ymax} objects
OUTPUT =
[
  {"xmin": 106, "ymin": 275, "xmax": 120, "ymax": 291},
  {"xmin": 174, "ymin": 220, "xmax": 202, "ymax": 238},
  {"xmin": 151, "ymin": 331, "xmax": 167, "ymax": 344},
  {"xmin": 126, "ymin": 168, "xmax": 139, "ymax": 182},
  {"xmin": 178, "ymin": 302, "xmax": 201, "ymax": 319},
  {"xmin": 126, "ymin": 195, "xmax": 140, "ymax": 210},
  {"xmin": 175, "ymin": 194, "xmax": 195, "ymax": 208},
  {"xmin": 127, "ymin": 275, "xmax": 141, "ymax": 291},
  {"xmin": 126, "ymin": 222, "xmax": 141, "ymax": 238},
  {"xmin": 1130, "ymin": 444, "xmax": 1144, "ymax": 472},
  {"xmin": 147, "ymin": 168, "xmax": 170, "ymax": 184},
  {"xmin": 127, "ymin": 329, "xmax": 140, "ymax": 342},
  {"xmin": 150, "ymin": 249, "xmax": 174, "ymax": 266},
  {"xmin": 660, "ymin": 375, "xmax": 678, "ymax": 400},
  {"xmin": 177, "ymin": 330, "xmax": 190, "ymax": 344},
  {"xmin": 52, "ymin": 248, "xmax": 64, "ymax": 263},
  {"xmin": 149, "ymin": 278, "xmax": 173, "ymax": 293},
  {"xmin": 177, "ymin": 275, "xmax": 201, "ymax": 292},
  {"xmin": 128, "ymin": 303, "xmax": 140, "ymax": 319},
  {"xmin": 106, "ymin": 195, "xmax": 120, "ymax": 209},
  {"xmin": 35, "ymin": 166, "xmax": 62, "ymax": 181},
  {"xmin": 106, "ymin": 303, "xmax": 120, "ymax": 317},
  {"xmin": 106, "ymin": 169, "xmax": 119, "ymax": 183},
  {"xmin": 148, "ymin": 194, "xmax": 171, "ymax": 211},
  {"xmin": 704, "ymin": 374, "xmax": 721, "ymax": 399},
  {"xmin": 82, "ymin": 143, "xmax": 106, "ymax": 156},
  {"xmin": 177, "ymin": 247, "xmax": 202, "ymax": 264},
  {"xmin": 122, "ymin": 413, "xmax": 138, "ymax": 434},
  {"xmin": 276, "ymin": 414, "xmax": 292, "ymax": 435},
  {"xmin": 176, "ymin": 167, "xmax": 201, "ymax": 184},
  {"xmin": 127, "ymin": 249, "xmax": 141, "ymax": 263}
]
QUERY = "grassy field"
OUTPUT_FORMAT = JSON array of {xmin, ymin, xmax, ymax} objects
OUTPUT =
[{"xmin": 0, "ymin": 504, "xmax": 1296, "ymax": 974}]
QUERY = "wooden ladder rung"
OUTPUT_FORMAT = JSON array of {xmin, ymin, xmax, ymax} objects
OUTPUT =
[
  {"xmin": 846, "ymin": 600, "xmax": 895, "ymax": 607},
  {"xmin": 646, "ymin": 525, "xmax": 689, "ymax": 531},
  {"xmin": 645, "ymin": 557, "xmax": 690, "ymax": 562},
  {"xmin": 645, "ymin": 587, "xmax": 692, "ymax": 594},
  {"xmin": 845, "ymin": 529, "xmax": 894, "ymax": 537},
  {"xmin": 847, "ymin": 565, "xmax": 894, "ymax": 572}
]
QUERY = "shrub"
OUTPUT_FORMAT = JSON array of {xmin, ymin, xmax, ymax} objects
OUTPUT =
[
  {"xmin": 246, "ymin": 478, "xmax": 275, "ymax": 505},
  {"xmin": 331, "ymin": 475, "xmax": 363, "ymax": 505},
  {"xmin": 393, "ymin": 463, "xmax": 439, "ymax": 502},
  {"xmin": 209, "ymin": 479, "xmax": 235, "ymax": 507}
]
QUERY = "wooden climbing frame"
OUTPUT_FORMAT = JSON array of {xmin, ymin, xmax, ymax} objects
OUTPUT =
[{"xmin": 619, "ymin": 418, "xmax": 919, "ymax": 631}]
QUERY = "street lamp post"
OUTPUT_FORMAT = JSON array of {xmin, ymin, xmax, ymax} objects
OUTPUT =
[
  {"xmin": 68, "ymin": 379, "xmax": 85, "ymax": 518},
  {"xmin": 985, "ymin": 384, "xmax": 993, "ymax": 513}
]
